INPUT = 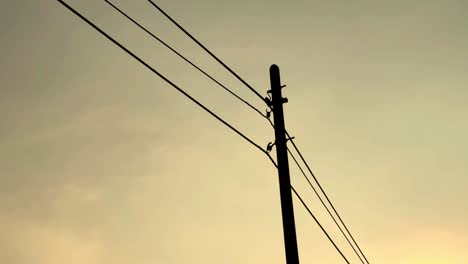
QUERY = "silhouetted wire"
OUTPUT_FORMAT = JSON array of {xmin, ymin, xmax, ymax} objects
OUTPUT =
[
  {"xmin": 104, "ymin": 0, "xmax": 267, "ymax": 120},
  {"xmin": 287, "ymin": 132, "xmax": 370, "ymax": 264},
  {"xmin": 146, "ymin": 0, "xmax": 269, "ymax": 105},
  {"xmin": 290, "ymin": 186, "xmax": 351, "ymax": 264},
  {"xmin": 57, "ymin": 2, "xmax": 366, "ymax": 263},
  {"xmin": 56, "ymin": 0, "xmax": 270, "ymax": 159},
  {"xmin": 273, "ymin": 119, "xmax": 367, "ymax": 262},
  {"xmin": 266, "ymin": 159, "xmax": 351, "ymax": 264},
  {"xmin": 288, "ymin": 149, "xmax": 366, "ymax": 264},
  {"xmin": 144, "ymin": 1, "xmax": 367, "ymax": 260},
  {"xmin": 143, "ymin": 0, "xmax": 369, "ymax": 253}
]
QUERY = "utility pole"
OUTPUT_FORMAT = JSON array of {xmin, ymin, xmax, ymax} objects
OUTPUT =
[{"xmin": 269, "ymin": 64, "xmax": 300, "ymax": 264}]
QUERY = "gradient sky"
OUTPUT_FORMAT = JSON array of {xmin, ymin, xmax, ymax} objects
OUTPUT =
[{"xmin": 1, "ymin": 0, "xmax": 468, "ymax": 263}]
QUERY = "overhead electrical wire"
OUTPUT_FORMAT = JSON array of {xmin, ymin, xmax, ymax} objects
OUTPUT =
[
  {"xmin": 104, "ymin": 0, "xmax": 268, "ymax": 120},
  {"xmin": 144, "ymin": 0, "xmax": 370, "ymax": 261},
  {"xmin": 266, "ymin": 160, "xmax": 352, "ymax": 264},
  {"xmin": 291, "ymin": 186, "xmax": 351, "ymax": 264},
  {"xmin": 288, "ymin": 148, "xmax": 366, "ymax": 264},
  {"xmin": 146, "ymin": 0, "xmax": 268, "ymax": 104},
  {"xmin": 57, "ymin": 1, "xmax": 370, "ymax": 262},
  {"xmin": 56, "ymin": 0, "xmax": 270, "ymax": 162},
  {"xmin": 144, "ymin": 0, "xmax": 371, "ymax": 261},
  {"xmin": 287, "ymin": 134, "xmax": 371, "ymax": 264}
]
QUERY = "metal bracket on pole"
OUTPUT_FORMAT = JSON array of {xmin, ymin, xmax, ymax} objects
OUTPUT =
[{"xmin": 267, "ymin": 141, "xmax": 276, "ymax": 152}]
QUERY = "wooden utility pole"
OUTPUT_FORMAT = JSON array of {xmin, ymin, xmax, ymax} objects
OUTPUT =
[{"xmin": 270, "ymin": 64, "xmax": 300, "ymax": 264}]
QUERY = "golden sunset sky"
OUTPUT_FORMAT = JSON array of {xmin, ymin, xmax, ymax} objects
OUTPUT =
[{"xmin": 1, "ymin": 0, "xmax": 468, "ymax": 263}]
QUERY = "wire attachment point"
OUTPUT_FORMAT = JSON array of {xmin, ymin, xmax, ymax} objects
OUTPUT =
[{"xmin": 266, "ymin": 142, "xmax": 276, "ymax": 152}]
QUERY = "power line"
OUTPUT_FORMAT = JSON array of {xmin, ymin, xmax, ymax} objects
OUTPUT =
[
  {"xmin": 144, "ymin": 0, "xmax": 368, "ymax": 258},
  {"xmin": 144, "ymin": 1, "xmax": 369, "ymax": 258},
  {"xmin": 291, "ymin": 186, "xmax": 351, "ymax": 264},
  {"xmin": 104, "ymin": 0, "xmax": 267, "ymax": 120},
  {"xmin": 56, "ymin": 0, "xmax": 269, "ymax": 160},
  {"xmin": 266, "ymin": 93, "xmax": 367, "ymax": 261},
  {"xmin": 146, "ymin": 0, "xmax": 268, "ymax": 105},
  {"xmin": 266, "ymin": 159, "xmax": 352, "ymax": 264},
  {"xmin": 288, "ymin": 148, "xmax": 366, "ymax": 264},
  {"xmin": 287, "ymin": 134, "xmax": 371, "ymax": 264},
  {"xmin": 57, "ymin": 1, "xmax": 369, "ymax": 262}
]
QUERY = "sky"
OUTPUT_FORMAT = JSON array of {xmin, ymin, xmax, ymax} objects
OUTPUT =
[{"xmin": 1, "ymin": 0, "xmax": 468, "ymax": 263}]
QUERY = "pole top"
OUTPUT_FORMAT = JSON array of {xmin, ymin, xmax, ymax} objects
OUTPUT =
[{"xmin": 270, "ymin": 64, "xmax": 280, "ymax": 73}]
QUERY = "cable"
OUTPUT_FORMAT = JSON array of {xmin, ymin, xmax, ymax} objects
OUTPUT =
[
  {"xmin": 146, "ymin": 0, "xmax": 268, "ymax": 105},
  {"xmin": 287, "ymin": 133, "xmax": 371, "ymax": 264},
  {"xmin": 56, "ymin": 0, "xmax": 269, "ymax": 159},
  {"xmin": 269, "ymin": 108, "xmax": 366, "ymax": 262},
  {"xmin": 265, "ymin": 158, "xmax": 351, "ymax": 263},
  {"xmin": 57, "ymin": 2, "xmax": 364, "ymax": 262},
  {"xmin": 104, "ymin": 0, "xmax": 267, "ymax": 120},
  {"xmin": 288, "ymin": 149, "xmax": 365, "ymax": 264},
  {"xmin": 291, "ymin": 186, "xmax": 351, "ymax": 264}
]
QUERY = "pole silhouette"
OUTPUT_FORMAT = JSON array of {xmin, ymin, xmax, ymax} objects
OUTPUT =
[
  {"xmin": 270, "ymin": 64, "xmax": 300, "ymax": 264},
  {"xmin": 55, "ymin": 1, "xmax": 370, "ymax": 262}
]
